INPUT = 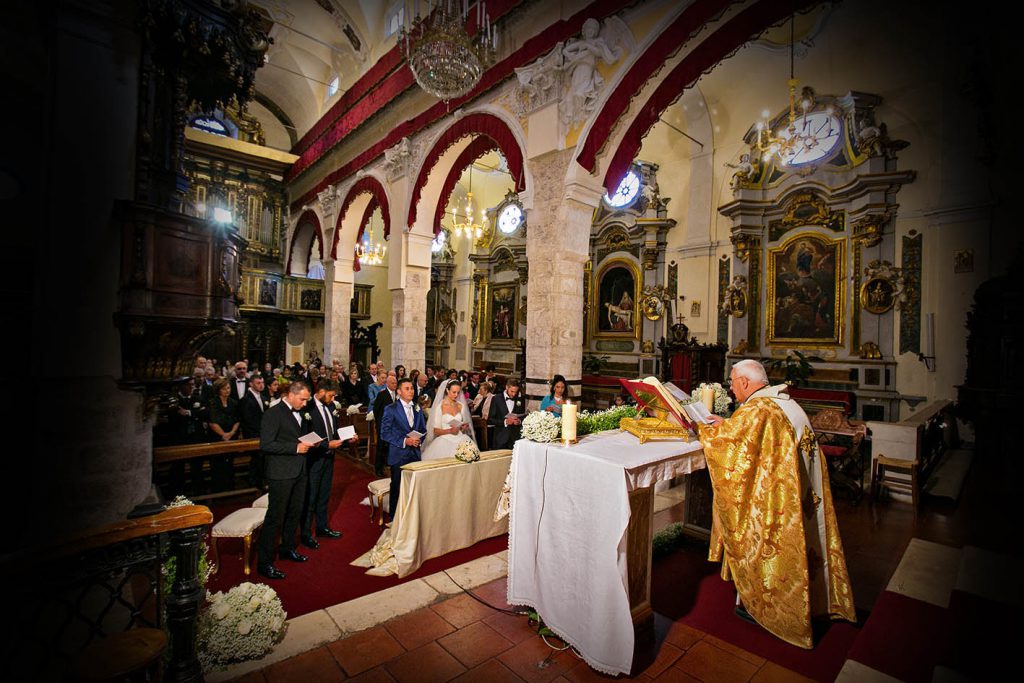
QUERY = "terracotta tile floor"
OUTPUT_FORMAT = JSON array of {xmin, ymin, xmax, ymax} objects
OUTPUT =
[{"xmin": 232, "ymin": 443, "xmax": 1008, "ymax": 682}]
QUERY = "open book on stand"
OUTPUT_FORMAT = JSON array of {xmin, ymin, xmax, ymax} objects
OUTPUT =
[{"xmin": 617, "ymin": 377, "xmax": 696, "ymax": 442}]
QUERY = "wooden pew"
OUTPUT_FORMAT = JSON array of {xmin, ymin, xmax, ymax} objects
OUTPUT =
[{"xmin": 153, "ymin": 438, "xmax": 261, "ymax": 500}]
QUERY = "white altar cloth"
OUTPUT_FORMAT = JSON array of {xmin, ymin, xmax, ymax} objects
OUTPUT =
[{"xmin": 507, "ymin": 430, "xmax": 705, "ymax": 675}]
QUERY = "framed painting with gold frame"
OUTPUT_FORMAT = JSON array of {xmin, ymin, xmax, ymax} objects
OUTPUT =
[
  {"xmin": 766, "ymin": 233, "xmax": 845, "ymax": 346},
  {"xmin": 859, "ymin": 276, "xmax": 896, "ymax": 314},
  {"xmin": 486, "ymin": 282, "xmax": 519, "ymax": 345},
  {"xmin": 593, "ymin": 258, "xmax": 641, "ymax": 339}
]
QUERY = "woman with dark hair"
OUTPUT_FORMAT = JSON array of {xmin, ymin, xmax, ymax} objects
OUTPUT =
[
  {"xmin": 395, "ymin": 364, "xmax": 406, "ymax": 380},
  {"xmin": 207, "ymin": 377, "xmax": 240, "ymax": 490},
  {"xmin": 540, "ymin": 374, "xmax": 571, "ymax": 416}
]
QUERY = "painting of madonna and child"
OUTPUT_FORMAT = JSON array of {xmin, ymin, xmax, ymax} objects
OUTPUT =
[{"xmin": 768, "ymin": 234, "xmax": 844, "ymax": 345}]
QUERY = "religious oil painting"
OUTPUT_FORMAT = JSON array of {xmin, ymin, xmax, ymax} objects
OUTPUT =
[
  {"xmin": 595, "ymin": 259, "xmax": 640, "ymax": 338},
  {"xmin": 767, "ymin": 234, "xmax": 845, "ymax": 346},
  {"xmin": 489, "ymin": 284, "xmax": 518, "ymax": 341},
  {"xmin": 259, "ymin": 279, "xmax": 278, "ymax": 307}
]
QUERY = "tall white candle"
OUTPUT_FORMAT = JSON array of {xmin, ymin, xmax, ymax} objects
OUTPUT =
[
  {"xmin": 925, "ymin": 312, "xmax": 935, "ymax": 357},
  {"xmin": 562, "ymin": 400, "xmax": 577, "ymax": 443},
  {"xmin": 701, "ymin": 385, "xmax": 715, "ymax": 414}
]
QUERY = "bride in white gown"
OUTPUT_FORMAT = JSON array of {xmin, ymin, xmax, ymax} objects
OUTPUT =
[{"xmin": 421, "ymin": 378, "xmax": 477, "ymax": 461}]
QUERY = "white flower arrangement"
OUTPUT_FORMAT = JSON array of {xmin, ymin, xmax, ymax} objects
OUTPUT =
[
  {"xmin": 193, "ymin": 402, "xmax": 201, "ymax": 409},
  {"xmin": 198, "ymin": 582, "xmax": 287, "ymax": 670},
  {"xmin": 346, "ymin": 403, "xmax": 362, "ymax": 415},
  {"xmin": 453, "ymin": 440, "xmax": 481, "ymax": 463},
  {"xmin": 521, "ymin": 411, "xmax": 561, "ymax": 443},
  {"xmin": 167, "ymin": 495, "xmax": 193, "ymax": 508},
  {"xmin": 302, "ymin": 412, "xmax": 312, "ymax": 421},
  {"xmin": 684, "ymin": 382, "xmax": 732, "ymax": 416}
]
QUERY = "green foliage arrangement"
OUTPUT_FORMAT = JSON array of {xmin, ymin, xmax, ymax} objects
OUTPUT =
[{"xmin": 576, "ymin": 404, "xmax": 639, "ymax": 435}]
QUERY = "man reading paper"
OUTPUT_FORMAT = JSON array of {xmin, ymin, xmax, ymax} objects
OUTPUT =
[{"xmin": 695, "ymin": 360, "xmax": 856, "ymax": 648}]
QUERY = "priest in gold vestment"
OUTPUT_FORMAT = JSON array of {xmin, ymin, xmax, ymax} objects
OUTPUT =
[{"xmin": 696, "ymin": 360, "xmax": 856, "ymax": 648}]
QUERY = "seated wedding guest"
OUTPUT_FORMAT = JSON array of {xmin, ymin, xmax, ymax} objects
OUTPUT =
[
  {"xmin": 208, "ymin": 378, "xmax": 240, "ymax": 491},
  {"xmin": 367, "ymin": 369, "xmax": 387, "ymax": 404},
  {"xmin": 308, "ymin": 366, "xmax": 320, "ymax": 393},
  {"xmin": 424, "ymin": 366, "xmax": 437, "ymax": 393},
  {"xmin": 409, "ymin": 368, "xmax": 421, "ymax": 390},
  {"xmin": 341, "ymin": 367, "xmax": 364, "ymax": 406},
  {"xmin": 414, "ymin": 370, "xmax": 430, "ymax": 403},
  {"xmin": 470, "ymin": 381, "xmax": 494, "ymax": 417},
  {"xmin": 446, "ymin": 368, "xmax": 459, "ymax": 381},
  {"xmin": 465, "ymin": 371, "xmax": 481, "ymax": 400},
  {"xmin": 267, "ymin": 376, "xmax": 283, "ymax": 407},
  {"xmin": 540, "ymin": 374, "xmax": 571, "ymax": 416},
  {"xmin": 395, "ymin": 364, "xmax": 406, "ymax": 380}
]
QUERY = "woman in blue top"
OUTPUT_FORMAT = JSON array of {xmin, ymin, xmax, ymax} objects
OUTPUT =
[{"xmin": 539, "ymin": 374, "xmax": 570, "ymax": 416}]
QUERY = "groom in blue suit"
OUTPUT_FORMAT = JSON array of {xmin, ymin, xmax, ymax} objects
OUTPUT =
[{"xmin": 380, "ymin": 377, "xmax": 426, "ymax": 522}]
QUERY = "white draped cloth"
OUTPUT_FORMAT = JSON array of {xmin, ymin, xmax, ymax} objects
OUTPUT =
[{"xmin": 507, "ymin": 430, "xmax": 705, "ymax": 675}]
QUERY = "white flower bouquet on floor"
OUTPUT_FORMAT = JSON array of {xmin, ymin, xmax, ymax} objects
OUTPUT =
[
  {"xmin": 198, "ymin": 582, "xmax": 287, "ymax": 670},
  {"xmin": 453, "ymin": 440, "xmax": 481, "ymax": 463},
  {"xmin": 521, "ymin": 411, "xmax": 560, "ymax": 443}
]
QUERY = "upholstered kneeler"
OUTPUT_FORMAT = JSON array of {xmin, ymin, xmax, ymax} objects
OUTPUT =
[
  {"xmin": 367, "ymin": 478, "xmax": 391, "ymax": 526},
  {"xmin": 252, "ymin": 493, "xmax": 269, "ymax": 508},
  {"xmin": 211, "ymin": 507, "xmax": 268, "ymax": 575}
]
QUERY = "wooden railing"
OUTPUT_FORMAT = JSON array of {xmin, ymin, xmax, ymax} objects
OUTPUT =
[
  {"xmin": 153, "ymin": 438, "xmax": 261, "ymax": 464},
  {"xmin": 2, "ymin": 505, "xmax": 213, "ymax": 682}
]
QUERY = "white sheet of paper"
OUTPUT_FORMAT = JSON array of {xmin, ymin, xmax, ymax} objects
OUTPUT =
[
  {"xmin": 681, "ymin": 401, "xmax": 715, "ymax": 424},
  {"xmin": 337, "ymin": 425, "xmax": 356, "ymax": 440},
  {"xmin": 299, "ymin": 432, "xmax": 325, "ymax": 445},
  {"xmin": 664, "ymin": 382, "xmax": 691, "ymax": 403},
  {"xmin": 446, "ymin": 415, "xmax": 463, "ymax": 428},
  {"xmin": 406, "ymin": 430, "xmax": 426, "ymax": 440}
]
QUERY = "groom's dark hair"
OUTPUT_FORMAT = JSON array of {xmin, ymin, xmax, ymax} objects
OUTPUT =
[{"xmin": 396, "ymin": 377, "xmax": 413, "ymax": 390}]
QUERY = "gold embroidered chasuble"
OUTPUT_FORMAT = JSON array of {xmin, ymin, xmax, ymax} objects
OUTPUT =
[{"xmin": 696, "ymin": 388, "xmax": 856, "ymax": 648}]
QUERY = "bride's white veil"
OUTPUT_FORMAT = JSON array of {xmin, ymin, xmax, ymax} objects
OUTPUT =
[{"xmin": 422, "ymin": 378, "xmax": 476, "ymax": 450}]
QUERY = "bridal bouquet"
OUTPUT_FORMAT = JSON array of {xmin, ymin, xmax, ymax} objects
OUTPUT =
[
  {"xmin": 683, "ymin": 382, "xmax": 732, "ymax": 416},
  {"xmin": 521, "ymin": 411, "xmax": 560, "ymax": 443},
  {"xmin": 198, "ymin": 582, "xmax": 287, "ymax": 669},
  {"xmin": 453, "ymin": 440, "xmax": 480, "ymax": 463}
]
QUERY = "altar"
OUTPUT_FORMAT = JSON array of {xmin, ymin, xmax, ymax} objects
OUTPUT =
[{"xmin": 507, "ymin": 430, "xmax": 705, "ymax": 675}]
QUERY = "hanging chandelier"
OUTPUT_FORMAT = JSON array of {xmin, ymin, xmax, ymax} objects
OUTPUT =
[
  {"xmin": 357, "ymin": 215, "xmax": 387, "ymax": 266},
  {"xmin": 400, "ymin": 0, "xmax": 496, "ymax": 102},
  {"xmin": 450, "ymin": 164, "xmax": 487, "ymax": 240},
  {"xmin": 753, "ymin": 11, "xmax": 835, "ymax": 166}
]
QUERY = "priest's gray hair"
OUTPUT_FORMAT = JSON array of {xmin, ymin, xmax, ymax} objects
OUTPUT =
[{"xmin": 732, "ymin": 359, "xmax": 769, "ymax": 385}]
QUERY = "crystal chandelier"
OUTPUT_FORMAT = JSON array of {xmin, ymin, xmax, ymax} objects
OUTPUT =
[
  {"xmin": 753, "ymin": 12, "xmax": 835, "ymax": 166},
  {"xmin": 357, "ymin": 214, "xmax": 387, "ymax": 266},
  {"xmin": 450, "ymin": 164, "xmax": 487, "ymax": 240},
  {"xmin": 400, "ymin": 0, "xmax": 496, "ymax": 102}
]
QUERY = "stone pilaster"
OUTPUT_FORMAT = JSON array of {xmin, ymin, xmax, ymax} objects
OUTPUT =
[
  {"xmin": 322, "ymin": 258, "xmax": 354, "ymax": 365},
  {"xmin": 388, "ymin": 231, "xmax": 434, "ymax": 370},
  {"xmin": 523, "ymin": 150, "xmax": 600, "ymax": 405}
]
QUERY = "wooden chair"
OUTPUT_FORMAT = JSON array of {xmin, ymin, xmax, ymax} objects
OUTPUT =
[
  {"xmin": 473, "ymin": 416, "xmax": 490, "ymax": 451},
  {"xmin": 809, "ymin": 408, "xmax": 867, "ymax": 503},
  {"xmin": 871, "ymin": 454, "xmax": 920, "ymax": 513},
  {"xmin": 367, "ymin": 420, "xmax": 378, "ymax": 465}
]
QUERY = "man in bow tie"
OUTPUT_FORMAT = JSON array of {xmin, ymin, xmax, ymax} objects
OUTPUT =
[
  {"xmin": 300, "ymin": 380, "xmax": 349, "ymax": 549},
  {"xmin": 380, "ymin": 377, "xmax": 426, "ymax": 524},
  {"xmin": 257, "ymin": 381, "xmax": 316, "ymax": 580},
  {"xmin": 489, "ymin": 377, "xmax": 526, "ymax": 449},
  {"xmin": 232, "ymin": 361, "xmax": 249, "ymax": 400}
]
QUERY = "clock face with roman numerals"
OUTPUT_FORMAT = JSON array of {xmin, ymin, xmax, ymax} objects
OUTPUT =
[
  {"xmin": 498, "ymin": 203, "xmax": 523, "ymax": 234},
  {"xmin": 777, "ymin": 112, "xmax": 843, "ymax": 166}
]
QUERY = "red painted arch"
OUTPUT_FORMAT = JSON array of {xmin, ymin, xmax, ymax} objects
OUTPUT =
[
  {"xmin": 286, "ymin": 209, "xmax": 324, "ymax": 276},
  {"xmin": 332, "ymin": 176, "xmax": 391, "ymax": 258},
  {"xmin": 432, "ymin": 136, "xmax": 500, "ymax": 236},
  {"xmin": 579, "ymin": 0, "xmax": 821, "ymax": 194},
  {"xmin": 407, "ymin": 112, "xmax": 525, "ymax": 230}
]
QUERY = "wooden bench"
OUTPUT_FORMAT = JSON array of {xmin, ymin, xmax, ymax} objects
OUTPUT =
[{"xmin": 153, "ymin": 438, "xmax": 261, "ymax": 500}]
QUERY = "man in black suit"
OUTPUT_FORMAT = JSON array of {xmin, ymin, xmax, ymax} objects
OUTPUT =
[
  {"xmin": 300, "ymin": 380, "xmax": 346, "ymax": 549},
  {"xmin": 257, "ymin": 381, "xmax": 315, "ymax": 580},
  {"xmin": 488, "ymin": 377, "xmax": 526, "ymax": 450},
  {"xmin": 239, "ymin": 374, "xmax": 268, "ymax": 488},
  {"xmin": 371, "ymin": 373, "xmax": 397, "ymax": 476},
  {"xmin": 413, "ymin": 372, "xmax": 430, "ymax": 404},
  {"xmin": 465, "ymin": 372, "xmax": 481, "ymax": 400},
  {"xmin": 231, "ymin": 361, "xmax": 250, "ymax": 401}
]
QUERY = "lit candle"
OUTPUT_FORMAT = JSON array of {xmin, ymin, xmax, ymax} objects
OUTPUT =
[
  {"xmin": 701, "ymin": 385, "xmax": 715, "ymax": 414},
  {"xmin": 562, "ymin": 399, "xmax": 577, "ymax": 443}
]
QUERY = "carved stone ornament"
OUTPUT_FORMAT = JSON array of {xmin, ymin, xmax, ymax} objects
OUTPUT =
[
  {"xmin": 383, "ymin": 137, "xmax": 415, "ymax": 181},
  {"xmin": 731, "ymin": 233, "xmax": 755, "ymax": 263},
  {"xmin": 317, "ymin": 185, "xmax": 339, "ymax": 219},
  {"xmin": 768, "ymin": 192, "xmax": 845, "ymax": 241},
  {"xmin": 641, "ymin": 247, "xmax": 658, "ymax": 271},
  {"xmin": 513, "ymin": 46, "xmax": 565, "ymax": 116},
  {"xmin": 861, "ymin": 259, "xmax": 910, "ymax": 312},
  {"xmin": 731, "ymin": 338, "xmax": 749, "ymax": 354},
  {"xmin": 858, "ymin": 341, "xmax": 883, "ymax": 359},
  {"xmin": 641, "ymin": 339, "xmax": 655, "ymax": 354},
  {"xmin": 852, "ymin": 213, "xmax": 891, "ymax": 248},
  {"xmin": 558, "ymin": 17, "xmax": 634, "ymax": 126}
]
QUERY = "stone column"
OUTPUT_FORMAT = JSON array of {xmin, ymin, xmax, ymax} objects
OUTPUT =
[
  {"xmin": 322, "ymin": 257, "xmax": 354, "ymax": 365},
  {"xmin": 389, "ymin": 230, "xmax": 433, "ymax": 370},
  {"xmin": 523, "ymin": 150, "xmax": 600, "ymax": 407}
]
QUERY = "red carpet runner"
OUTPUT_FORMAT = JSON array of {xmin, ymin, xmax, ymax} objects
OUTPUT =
[{"xmin": 205, "ymin": 455, "xmax": 507, "ymax": 619}]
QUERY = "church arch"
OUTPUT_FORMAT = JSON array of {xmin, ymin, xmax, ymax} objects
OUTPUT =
[
  {"xmin": 332, "ymin": 175, "xmax": 391, "ymax": 262},
  {"xmin": 407, "ymin": 111, "xmax": 527, "ymax": 235},
  {"xmin": 287, "ymin": 209, "xmax": 323, "ymax": 276}
]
